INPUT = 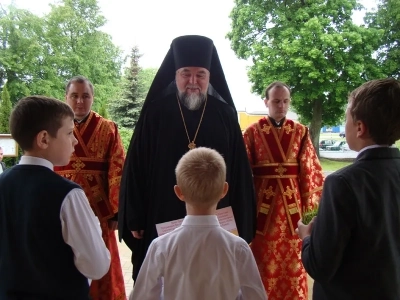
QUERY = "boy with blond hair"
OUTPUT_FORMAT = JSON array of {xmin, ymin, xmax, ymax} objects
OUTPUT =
[
  {"xmin": 0, "ymin": 96, "xmax": 110, "ymax": 299},
  {"xmin": 130, "ymin": 147, "xmax": 267, "ymax": 300}
]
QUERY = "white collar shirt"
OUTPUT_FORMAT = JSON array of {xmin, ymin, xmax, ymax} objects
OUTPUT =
[
  {"xmin": 131, "ymin": 215, "xmax": 267, "ymax": 300},
  {"xmin": 17, "ymin": 156, "xmax": 110, "ymax": 282},
  {"xmin": 357, "ymin": 144, "xmax": 394, "ymax": 156}
]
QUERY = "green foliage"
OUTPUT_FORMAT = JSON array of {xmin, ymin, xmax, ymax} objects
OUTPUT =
[
  {"xmin": 44, "ymin": 0, "xmax": 123, "ymax": 111},
  {"xmin": 2, "ymin": 157, "xmax": 12, "ymax": 167},
  {"xmin": 365, "ymin": 0, "xmax": 400, "ymax": 79},
  {"xmin": 97, "ymin": 102, "xmax": 109, "ymax": 119},
  {"xmin": 137, "ymin": 68, "xmax": 158, "ymax": 99},
  {"xmin": 109, "ymin": 45, "xmax": 157, "ymax": 128},
  {"xmin": 319, "ymin": 157, "xmax": 352, "ymax": 171},
  {"xmin": 0, "ymin": 6, "xmax": 47, "ymax": 103},
  {"xmin": 118, "ymin": 127, "xmax": 133, "ymax": 152},
  {"xmin": 302, "ymin": 206, "xmax": 318, "ymax": 225},
  {"xmin": 0, "ymin": 84, "xmax": 12, "ymax": 133},
  {"xmin": 227, "ymin": 0, "xmax": 383, "ymax": 151},
  {"xmin": 0, "ymin": 0, "xmax": 123, "ymax": 111}
]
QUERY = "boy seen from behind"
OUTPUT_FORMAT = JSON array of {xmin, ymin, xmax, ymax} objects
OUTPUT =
[
  {"xmin": 131, "ymin": 147, "xmax": 267, "ymax": 300},
  {"xmin": 0, "ymin": 96, "xmax": 110, "ymax": 300}
]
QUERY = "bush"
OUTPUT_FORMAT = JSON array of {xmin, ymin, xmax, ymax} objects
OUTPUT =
[
  {"xmin": 119, "ymin": 127, "xmax": 133, "ymax": 152},
  {"xmin": 2, "ymin": 157, "xmax": 17, "ymax": 168}
]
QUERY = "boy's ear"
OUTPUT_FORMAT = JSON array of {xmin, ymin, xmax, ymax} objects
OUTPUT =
[
  {"xmin": 35, "ymin": 130, "xmax": 50, "ymax": 150},
  {"xmin": 174, "ymin": 185, "xmax": 185, "ymax": 202},
  {"xmin": 356, "ymin": 120, "xmax": 368, "ymax": 138},
  {"xmin": 221, "ymin": 182, "xmax": 229, "ymax": 199}
]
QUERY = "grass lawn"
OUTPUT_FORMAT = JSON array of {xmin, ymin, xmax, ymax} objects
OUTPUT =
[
  {"xmin": 319, "ymin": 133, "xmax": 352, "ymax": 172},
  {"xmin": 318, "ymin": 133, "xmax": 400, "ymax": 172},
  {"xmin": 319, "ymin": 158, "xmax": 352, "ymax": 171}
]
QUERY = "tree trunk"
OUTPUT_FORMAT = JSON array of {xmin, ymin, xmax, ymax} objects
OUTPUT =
[{"xmin": 308, "ymin": 99, "xmax": 323, "ymax": 157}]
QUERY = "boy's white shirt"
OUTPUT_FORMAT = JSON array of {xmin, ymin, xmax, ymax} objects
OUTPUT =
[
  {"xmin": 130, "ymin": 215, "xmax": 267, "ymax": 300},
  {"xmin": 19, "ymin": 156, "xmax": 111, "ymax": 282}
]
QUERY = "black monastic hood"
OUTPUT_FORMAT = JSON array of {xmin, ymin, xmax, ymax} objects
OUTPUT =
[{"xmin": 140, "ymin": 35, "xmax": 236, "ymax": 113}]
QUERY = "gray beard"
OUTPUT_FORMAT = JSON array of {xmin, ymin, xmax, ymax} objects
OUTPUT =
[{"xmin": 178, "ymin": 91, "xmax": 206, "ymax": 111}]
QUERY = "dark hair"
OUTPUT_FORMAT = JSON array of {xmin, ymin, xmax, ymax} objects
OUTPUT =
[
  {"xmin": 65, "ymin": 75, "xmax": 94, "ymax": 95},
  {"xmin": 265, "ymin": 81, "xmax": 291, "ymax": 100},
  {"xmin": 10, "ymin": 96, "xmax": 74, "ymax": 151},
  {"xmin": 348, "ymin": 78, "xmax": 400, "ymax": 145}
]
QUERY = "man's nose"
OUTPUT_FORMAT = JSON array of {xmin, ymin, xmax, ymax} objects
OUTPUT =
[
  {"xmin": 188, "ymin": 75, "xmax": 197, "ymax": 84},
  {"xmin": 76, "ymin": 97, "xmax": 84, "ymax": 103},
  {"xmin": 72, "ymin": 136, "xmax": 78, "ymax": 146}
]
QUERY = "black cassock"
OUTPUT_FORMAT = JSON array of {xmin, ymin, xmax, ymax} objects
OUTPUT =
[{"xmin": 119, "ymin": 86, "xmax": 256, "ymax": 280}]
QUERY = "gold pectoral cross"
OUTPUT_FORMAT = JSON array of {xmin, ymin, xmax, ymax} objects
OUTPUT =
[{"xmin": 188, "ymin": 142, "xmax": 196, "ymax": 150}]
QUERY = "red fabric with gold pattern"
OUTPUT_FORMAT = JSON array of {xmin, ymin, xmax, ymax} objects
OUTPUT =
[
  {"xmin": 243, "ymin": 117, "xmax": 324, "ymax": 300},
  {"xmin": 54, "ymin": 111, "xmax": 126, "ymax": 300}
]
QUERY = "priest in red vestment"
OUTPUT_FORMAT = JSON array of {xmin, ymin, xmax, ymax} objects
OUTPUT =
[
  {"xmin": 243, "ymin": 81, "xmax": 324, "ymax": 300},
  {"xmin": 55, "ymin": 76, "xmax": 126, "ymax": 300}
]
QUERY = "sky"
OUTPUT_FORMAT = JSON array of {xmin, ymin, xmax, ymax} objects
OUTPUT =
[{"xmin": 0, "ymin": 0, "xmax": 376, "ymax": 112}]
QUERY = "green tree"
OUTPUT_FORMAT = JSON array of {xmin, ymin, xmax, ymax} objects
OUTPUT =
[
  {"xmin": 137, "ymin": 67, "xmax": 158, "ymax": 99},
  {"xmin": 109, "ymin": 45, "xmax": 157, "ymax": 128},
  {"xmin": 365, "ymin": 0, "xmax": 400, "ymax": 79},
  {"xmin": 0, "ymin": 5, "xmax": 47, "ymax": 103},
  {"xmin": 0, "ymin": 0, "xmax": 123, "ymax": 109},
  {"xmin": 44, "ymin": 0, "xmax": 123, "ymax": 111},
  {"xmin": 118, "ymin": 127, "xmax": 134, "ymax": 152},
  {"xmin": 0, "ymin": 84, "xmax": 12, "ymax": 133},
  {"xmin": 227, "ymin": 0, "xmax": 383, "ymax": 153},
  {"xmin": 98, "ymin": 102, "xmax": 109, "ymax": 119}
]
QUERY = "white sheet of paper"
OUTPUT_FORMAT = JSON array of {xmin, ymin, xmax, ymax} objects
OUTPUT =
[{"xmin": 155, "ymin": 206, "xmax": 238, "ymax": 236}]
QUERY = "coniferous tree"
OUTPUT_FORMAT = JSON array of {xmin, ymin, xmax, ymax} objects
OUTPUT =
[{"xmin": 109, "ymin": 46, "xmax": 157, "ymax": 128}]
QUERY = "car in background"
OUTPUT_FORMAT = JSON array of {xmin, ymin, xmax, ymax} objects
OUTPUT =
[
  {"xmin": 326, "ymin": 140, "xmax": 346, "ymax": 151},
  {"xmin": 319, "ymin": 139, "xmax": 336, "ymax": 150},
  {"xmin": 341, "ymin": 143, "xmax": 350, "ymax": 151},
  {"xmin": 339, "ymin": 132, "xmax": 346, "ymax": 138}
]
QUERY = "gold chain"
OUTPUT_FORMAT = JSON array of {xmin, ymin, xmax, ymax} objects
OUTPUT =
[{"xmin": 176, "ymin": 93, "xmax": 208, "ymax": 150}]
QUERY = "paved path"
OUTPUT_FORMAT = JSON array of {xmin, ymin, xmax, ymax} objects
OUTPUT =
[
  {"xmin": 116, "ymin": 232, "xmax": 314, "ymax": 299},
  {"xmin": 116, "ymin": 233, "xmax": 133, "ymax": 297},
  {"xmin": 116, "ymin": 169, "xmax": 337, "ymax": 298},
  {"xmin": 320, "ymin": 150, "xmax": 358, "ymax": 159}
]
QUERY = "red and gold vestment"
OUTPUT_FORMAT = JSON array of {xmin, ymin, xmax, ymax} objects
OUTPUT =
[{"xmin": 244, "ymin": 117, "xmax": 324, "ymax": 300}]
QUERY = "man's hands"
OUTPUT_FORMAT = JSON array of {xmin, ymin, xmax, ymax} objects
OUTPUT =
[
  {"xmin": 296, "ymin": 217, "xmax": 316, "ymax": 240},
  {"xmin": 132, "ymin": 230, "xmax": 144, "ymax": 239}
]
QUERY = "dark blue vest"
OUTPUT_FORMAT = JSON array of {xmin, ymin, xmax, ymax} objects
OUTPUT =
[{"xmin": 0, "ymin": 164, "xmax": 90, "ymax": 300}]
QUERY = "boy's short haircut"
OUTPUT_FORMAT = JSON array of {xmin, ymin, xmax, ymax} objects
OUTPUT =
[
  {"xmin": 10, "ymin": 96, "xmax": 74, "ymax": 151},
  {"xmin": 265, "ymin": 81, "xmax": 291, "ymax": 100},
  {"xmin": 65, "ymin": 75, "xmax": 94, "ymax": 95},
  {"xmin": 348, "ymin": 78, "xmax": 400, "ymax": 145},
  {"xmin": 175, "ymin": 147, "xmax": 226, "ymax": 206}
]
